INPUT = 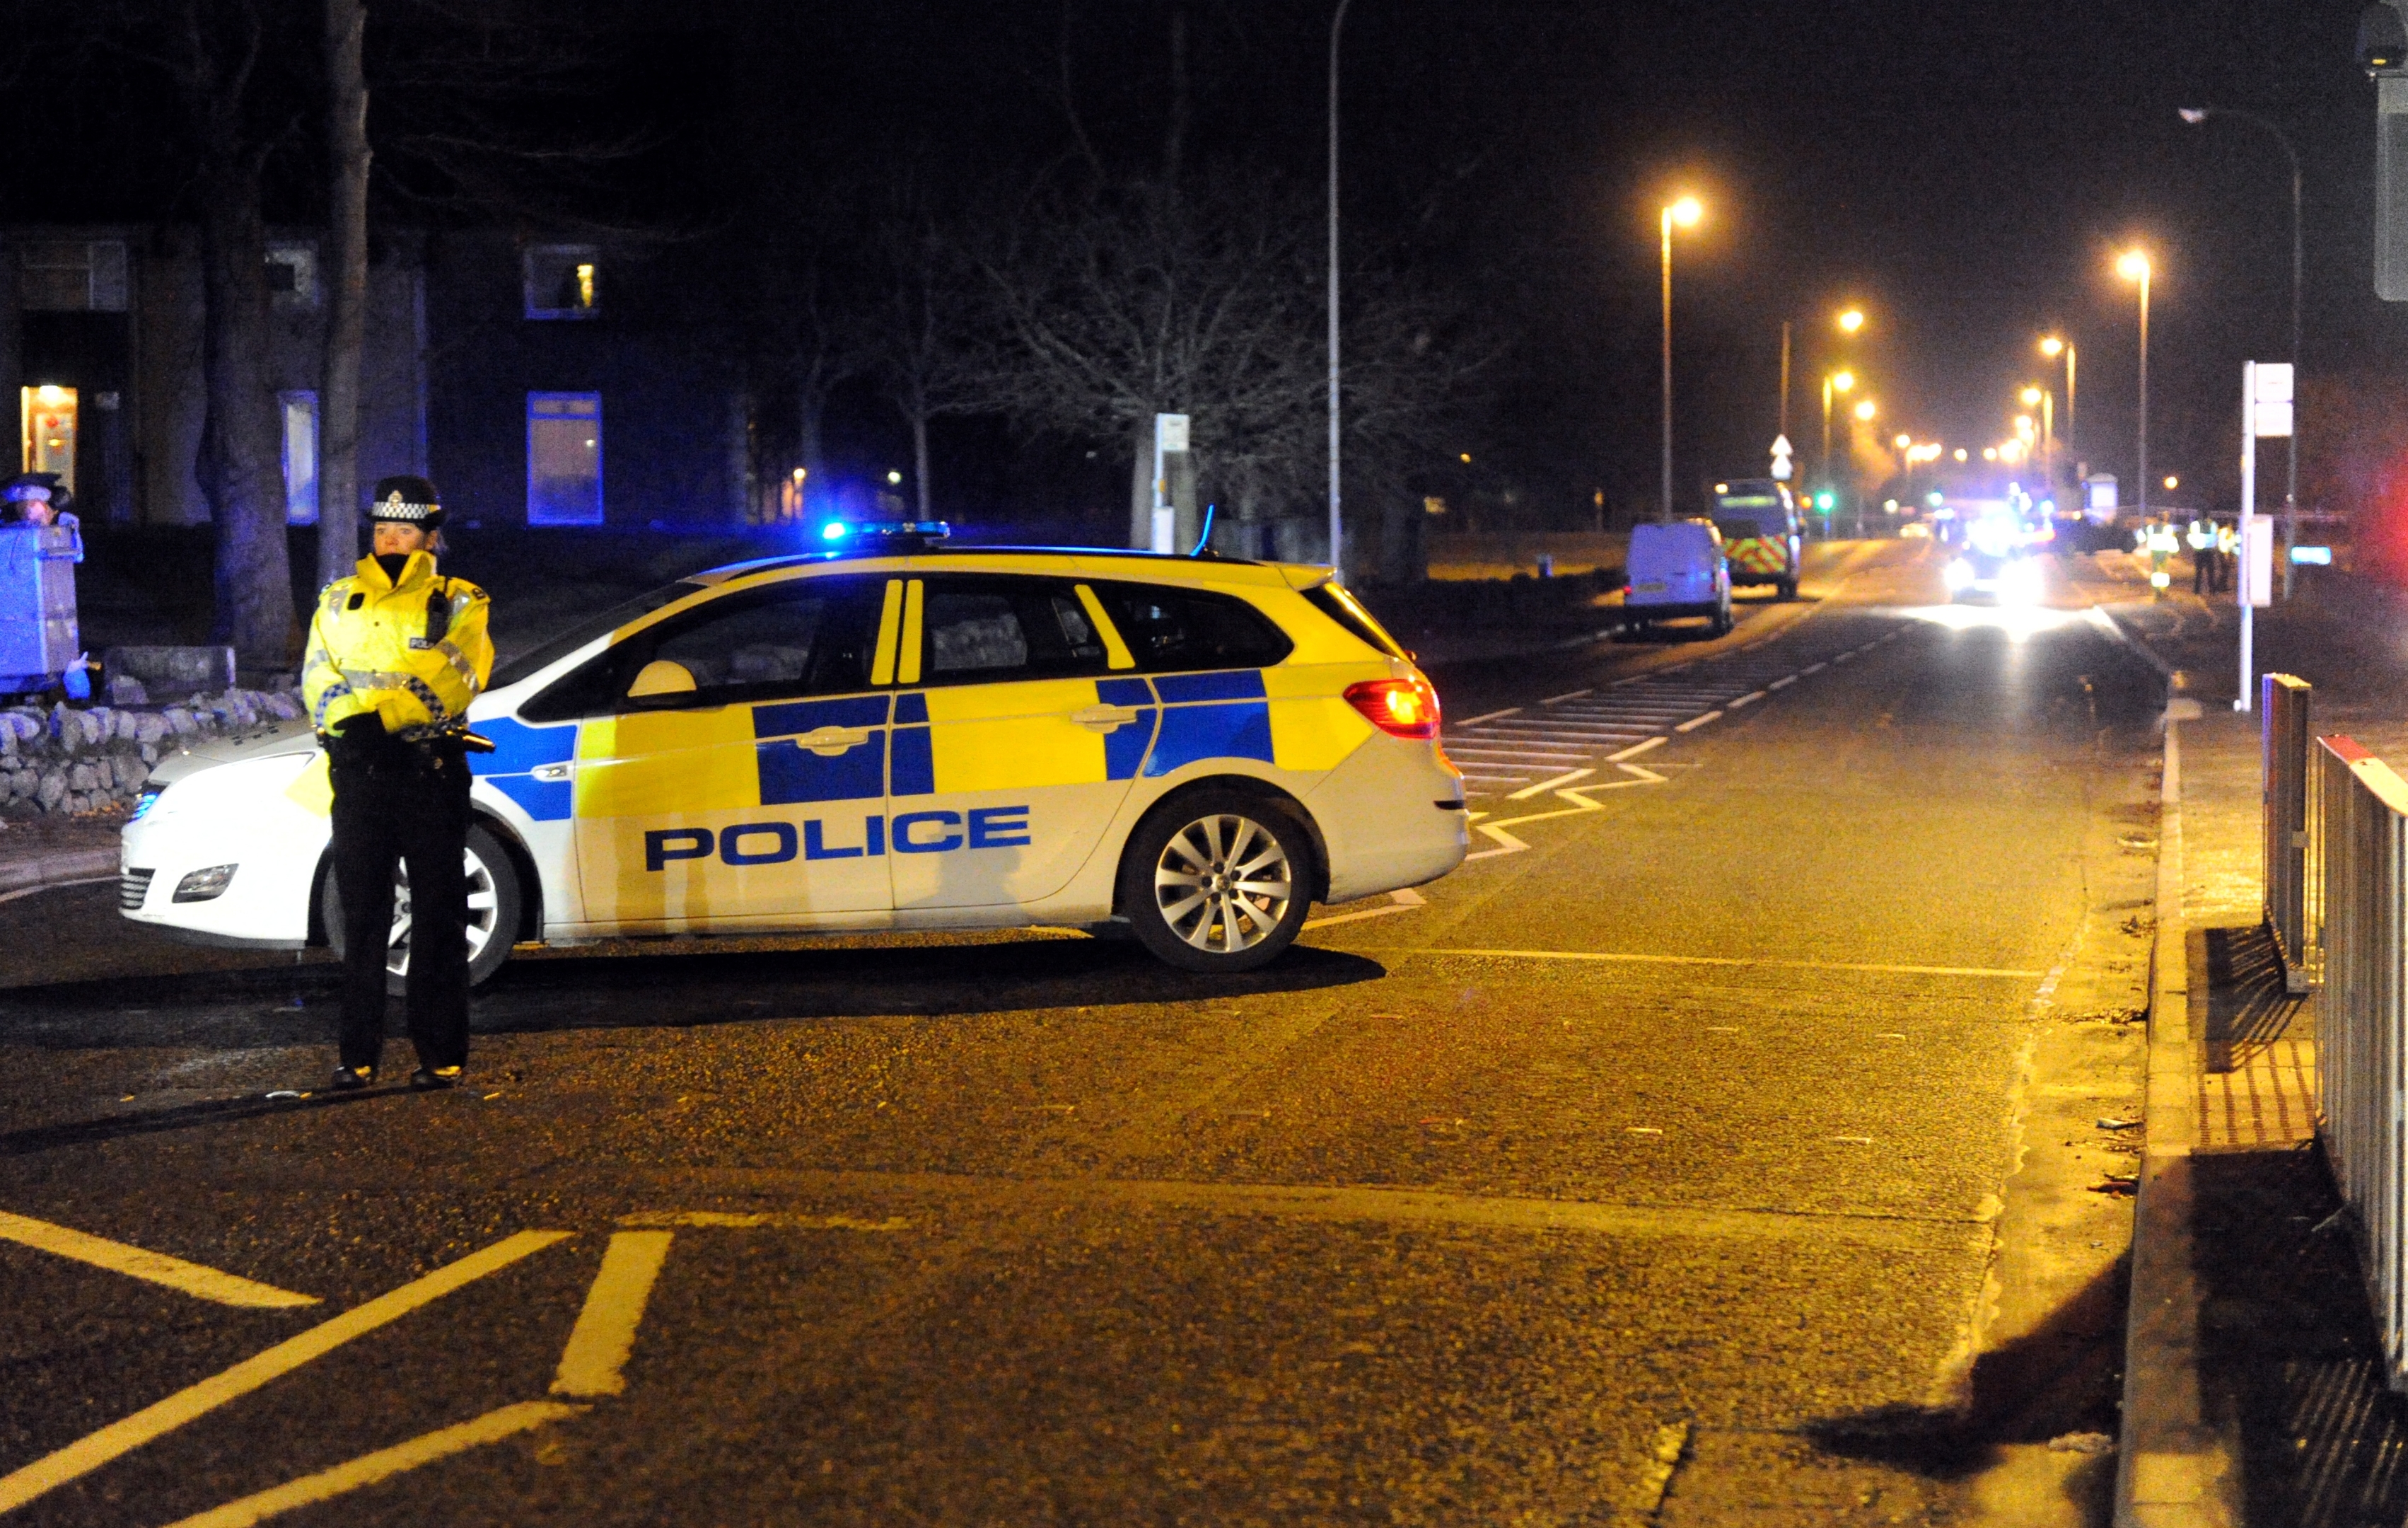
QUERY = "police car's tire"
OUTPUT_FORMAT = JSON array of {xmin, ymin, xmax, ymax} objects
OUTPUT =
[
  {"xmin": 322, "ymin": 823, "xmax": 524, "ymax": 995},
  {"xmin": 1122, "ymin": 792, "xmax": 1314, "ymax": 973}
]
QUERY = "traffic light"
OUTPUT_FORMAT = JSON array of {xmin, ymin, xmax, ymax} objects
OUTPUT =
[{"xmin": 1814, "ymin": 490, "xmax": 1836, "ymax": 513}]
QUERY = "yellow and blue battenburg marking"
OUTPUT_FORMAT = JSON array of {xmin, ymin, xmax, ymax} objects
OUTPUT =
[{"xmin": 479, "ymin": 667, "xmax": 1299, "ymax": 828}]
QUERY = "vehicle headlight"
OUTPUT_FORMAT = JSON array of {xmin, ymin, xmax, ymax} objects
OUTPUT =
[
  {"xmin": 1944, "ymin": 557, "xmax": 1974, "ymax": 591},
  {"xmin": 173, "ymin": 864, "xmax": 238, "ymax": 903}
]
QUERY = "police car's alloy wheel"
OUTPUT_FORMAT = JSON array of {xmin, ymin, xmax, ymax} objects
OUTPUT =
[
  {"xmin": 322, "ymin": 823, "xmax": 523, "ymax": 994},
  {"xmin": 1123, "ymin": 792, "xmax": 1312, "ymax": 973}
]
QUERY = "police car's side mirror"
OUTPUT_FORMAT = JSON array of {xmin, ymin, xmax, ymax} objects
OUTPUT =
[{"xmin": 628, "ymin": 659, "xmax": 697, "ymax": 698}]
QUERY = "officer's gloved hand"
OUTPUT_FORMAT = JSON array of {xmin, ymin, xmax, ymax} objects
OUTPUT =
[{"xmin": 325, "ymin": 714, "xmax": 393, "ymax": 768}]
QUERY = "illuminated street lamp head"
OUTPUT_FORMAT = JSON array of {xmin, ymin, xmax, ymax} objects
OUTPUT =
[
  {"xmin": 2020, "ymin": 386, "xmax": 2043, "ymax": 407},
  {"xmin": 2040, "ymin": 335, "xmax": 2064, "ymax": 357},
  {"xmin": 1666, "ymin": 196, "xmax": 1702, "ymax": 228},
  {"xmin": 1955, "ymin": 448, "xmax": 1969, "ymax": 462},
  {"xmin": 1837, "ymin": 308, "xmax": 1865, "ymax": 335},
  {"xmin": 1831, "ymin": 369, "xmax": 1856, "ymax": 393},
  {"xmin": 2116, "ymin": 249, "xmax": 2151, "ymax": 283},
  {"xmin": 2164, "ymin": 475, "xmax": 2179, "ymax": 490},
  {"xmin": 2178, "ymin": 108, "xmax": 2208, "ymax": 125},
  {"xmin": 1853, "ymin": 399, "xmax": 1877, "ymax": 422},
  {"xmin": 1894, "ymin": 433, "xmax": 1912, "ymax": 451},
  {"xmin": 1983, "ymin": 446, "xmax": 1999, "ymax": 461}
]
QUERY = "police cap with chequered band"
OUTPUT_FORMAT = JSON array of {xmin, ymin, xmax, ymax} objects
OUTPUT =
[{"xmin": 368, "ymin": 475, "xmax": 443, "ymax": 528}]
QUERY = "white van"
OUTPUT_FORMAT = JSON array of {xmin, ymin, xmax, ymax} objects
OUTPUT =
[{"xmin": 1622, "ymin": 520, "xmax": 1731, "ymax": 637}]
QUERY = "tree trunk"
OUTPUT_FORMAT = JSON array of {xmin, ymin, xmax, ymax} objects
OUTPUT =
[
  {"xmin": 318, "ymin": 0, "xmax": 371, "ymax": 591},
  {"xmin": 197, "ymin": 161, "xmax": 298, "ymax": 668},
  {"xmin": 1129, "ymin": 417, "xmax": 1153, "ymax": 549},
  {"xmin": 796, "ymin": 376, "xmax": 828, "ymax": 520},
  {"xmin": 911, "ymin": 407, "xmax": 931, "ymax": 521}
]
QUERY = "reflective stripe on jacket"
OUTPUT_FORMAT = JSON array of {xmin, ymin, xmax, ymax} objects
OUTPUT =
[{"xmin": 301, "ymin": 552, "xmax": 493, "ymax": 737}]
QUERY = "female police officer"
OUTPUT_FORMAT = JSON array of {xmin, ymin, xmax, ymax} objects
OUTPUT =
[{"xmin": 301, "ymin": 475, "xmax": 493, "ymax": 1092}]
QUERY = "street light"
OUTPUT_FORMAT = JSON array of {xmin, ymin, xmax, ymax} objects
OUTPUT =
[
  {"xmin": 1660, "ymin": 195, "xmax": 1703, "ymax": 521},
  {"xmin": 2117, "ymin": 248, "xmax": 2152, "ymax": 520},
  {"xmin": 1820, "ymin": 368, "xmax": 1856, "ymax": 489},
  {"xmin": 1837, "ymin": 307, "xmax": 1866, "ymax": 335},
  {"xmin": 2180, "ymin": 106, "xmax": 2303, "ymax": 593},
  {"xmin": 2039, "ymin": 335, "xmax": 2077, "ymax": 465},
  {"xmin": 1853, "ymin": 398, "xmax": 1877, "ymax": 422},
  {"xmin": 1326, "ymin": 0, "xmax": 1354, "ymax": 572}
]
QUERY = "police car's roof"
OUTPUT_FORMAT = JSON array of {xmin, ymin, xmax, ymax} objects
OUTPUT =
[{"xmin": 691, "ymin": 544, "xmax": 1327, "ymax": 591}]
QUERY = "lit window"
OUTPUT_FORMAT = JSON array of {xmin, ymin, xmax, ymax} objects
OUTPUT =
[
  {"xmin": 266, "ymin": 242, "xmax": 317, "ymax": 307},
  {"xmin": 527, "ymin": 392, "xmax": 603, "ymax": 525},
  {"xmin": 278, "ymin": 391, "xmax": 319, "ymax": 524},
  {"xmin": 523, "ymin": 245, "xmax": 601, "ymax": 320}
]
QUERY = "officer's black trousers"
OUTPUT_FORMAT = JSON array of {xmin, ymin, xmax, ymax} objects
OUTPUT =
[{"xmin": 330, "ymin": 746, "xmax": 472, "ymax": 1072}]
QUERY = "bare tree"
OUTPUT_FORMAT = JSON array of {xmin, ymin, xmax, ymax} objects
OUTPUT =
[
  {"xmin": 859, "ymin": 175, "xmax": 1003, "ymax": 521},
  {"xmin": 319, "ymin": 0, "xmax": 371, "ymax": 589}
]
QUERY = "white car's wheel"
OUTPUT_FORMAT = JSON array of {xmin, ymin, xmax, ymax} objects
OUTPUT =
[
  {"xmin": 1121, "ymin": 791, "xmax": 1314, "ymax": 973},
  {"xmin": 323, "ymin": 823, "xmax": 523, "ymax": 992}
]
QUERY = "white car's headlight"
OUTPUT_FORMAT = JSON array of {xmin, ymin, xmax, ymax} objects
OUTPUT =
[
  {"xmin": 173, "ymin": 864, "xmax": 238, "ymax": 903},
  {"xmin": 1944, "ymin": 557, "xmax": 1974, "ymax": 591}
]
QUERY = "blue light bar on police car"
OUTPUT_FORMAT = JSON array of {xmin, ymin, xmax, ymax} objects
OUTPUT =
[
  {"xmin": 2291, "ymin": 545, "xmax": 2333, "ymax": 566},
  {"xmin": 820, "ymin": 519, "xmax": 950, "ymax": 545}
]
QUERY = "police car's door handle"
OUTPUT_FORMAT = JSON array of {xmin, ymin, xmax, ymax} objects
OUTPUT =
[
  {"xmin": 532, "ymin": 762, "xmax": 573, "ymax": 782},
  {"xmin": 793, "ymin": 725, "xmax": 873, "ymax": 756},
  {"xmin": 1070, "ymin": 704, "xmax": 1143, "ymax": 733}
]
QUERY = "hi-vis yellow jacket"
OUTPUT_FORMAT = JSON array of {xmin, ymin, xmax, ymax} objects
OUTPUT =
[{"xmin": 301, "ymin": 551, "xmax": 493, "ymax": 738}]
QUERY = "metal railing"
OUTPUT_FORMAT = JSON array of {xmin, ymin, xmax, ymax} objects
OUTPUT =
[
  {"xmin": 2312, "ymin": 734, "xmax": 2408, "ymax": 1384},
  {"xmin": 2264, "ymin": 673, "xmax": 2315, "ymax": 990}
]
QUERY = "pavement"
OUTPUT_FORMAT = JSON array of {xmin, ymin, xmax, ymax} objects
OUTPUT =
[
  {"xmin": 2100, "ymin": 567, "xmax": 2408, "ymax": 1527},
  {"xmin": 0, "ymin": 540, "xmax": 2182, "ymax": 1524}
]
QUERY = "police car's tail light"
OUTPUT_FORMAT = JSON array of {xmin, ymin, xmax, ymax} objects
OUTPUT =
[{"xmin": 1345, "ymin": 676, "xmax": 1441, "ymax": 740}]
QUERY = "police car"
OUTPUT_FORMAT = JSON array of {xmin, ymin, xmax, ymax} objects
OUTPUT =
[{"xmin": 119, "ymin": 527, "xmax": 1468, "ymax": 976}]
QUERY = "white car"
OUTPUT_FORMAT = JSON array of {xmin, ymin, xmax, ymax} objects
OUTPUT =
[{"xmin": 120, "ymin": 534, "xmax": 1468, "ymax": 977}]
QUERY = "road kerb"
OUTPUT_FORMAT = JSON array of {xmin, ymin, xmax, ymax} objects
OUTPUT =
[{"xmin": 2112, "ymin": 719, "xmax": 2240, "ymax": 1527}]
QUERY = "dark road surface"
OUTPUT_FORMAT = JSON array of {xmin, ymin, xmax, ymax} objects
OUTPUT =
[{"xmin": 0, "ymin": 543, "xmax": 2165, "ymax": 1525}]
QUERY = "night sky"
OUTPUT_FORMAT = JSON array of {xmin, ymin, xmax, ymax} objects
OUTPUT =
[{"xmin": 14, "ymin": 0, "xmax": 2405, "ymax": 528}]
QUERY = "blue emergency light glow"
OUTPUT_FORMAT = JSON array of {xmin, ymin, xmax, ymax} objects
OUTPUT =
[
  {"xmin": 2291, "ymin": 545, "xmax": 2333, "ymax": 566},
  {"xmin": 821, "ymin": 522, "xmax": 850, "ymax": 541}
]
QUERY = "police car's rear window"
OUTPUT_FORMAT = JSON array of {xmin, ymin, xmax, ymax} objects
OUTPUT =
[
  {"xmin": 1088, "ymin": 581, "xmax": 1293, "ymax": 673},
  {"xmin": 1301, "ymin": 584, "xmax": 1406, "ymax": 659}
]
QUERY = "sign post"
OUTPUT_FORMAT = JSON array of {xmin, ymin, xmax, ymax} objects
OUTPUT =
[
  {"xmin": 1152, "ymin": 413, "xmax": 1189, "ymax": 555},
  {"xmin": 2236, "ymin": 364, "xmax": 2291, "ymax": 712},
  {"xmin": 1769, "ymin": 434, "xmax": 1793, "ymax": 482}
]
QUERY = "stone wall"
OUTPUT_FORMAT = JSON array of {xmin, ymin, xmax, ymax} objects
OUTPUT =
[{"xmin": 0, "ymin": 689, "xmax": 306, "ymax": 817}]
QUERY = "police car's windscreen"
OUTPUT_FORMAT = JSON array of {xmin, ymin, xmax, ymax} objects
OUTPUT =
[{"xmin": 489, "ymin": 581, "xmax": 704, "ymax": 690}]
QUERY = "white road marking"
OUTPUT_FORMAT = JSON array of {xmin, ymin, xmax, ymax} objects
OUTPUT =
[
  {"xmin": 1606, "ymin": 736, "xmax": 1668, "ymax": 761},
  {"xmin": 1726, "ymin": 691, "xmax": 1766, "ymax": 710},
  {"xmin": 1540, "ymin": 688, "xmax": 1592, "ymax": 705},
  {"xmin": 1673, "ymin": 712, "xmax": 1721, "ymax": 733},
  {"xmin": 1303, "ymin": 888, "xmax": 1427, "ymax": 930},
  {"xmin": 552, "ymin": 1232, "xmax": 674, "ymax": 1399},
  {"xmin": 1768, "ymin": 676, "xmax": 1797, "ymax": 690},
  {"xmin": 1454, "ymin": 707, "xmax": 1523, "ymax": 727},
  {"xmin": 0, "ymin": 1232, "xmax": 570, "ymax": 1514},
  {"xmin": 1511, "ymin": 768, "xmax": 1597, "ymax": 799},
  {"xmin": 1834, "ymin": 652, "xmax": 1855, "ymax": 663},
  {"xmin": 161, "ymin": 1401, "xmax": 588, "ymax": 1528},
  {"xmin": 0, "ymin": 1210, "xmax": 318, "ymax": 1309},
  {"xmin": 0, "ymin": 874, "xmax": 115, "ymax": 906},
  {"xmin": 1802, "ymin": 661, "xmax": 1827, "ymax": 673},
  {"xmin": 615, "ymin": 1210, "xmax": 914, "ymax": 1231},
  {"xmin": 1407, "ymin": 947, "xmax": 2047, "ymax": 979}
]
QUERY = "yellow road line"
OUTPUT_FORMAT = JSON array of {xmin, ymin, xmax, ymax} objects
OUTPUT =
[
  {"xmin": 0, "ymin": 1230, "xmax": 569, "ymax": 1514},
  {"xmin": 0, "ymin": 1210, "xmax": 318, "ymax": 1309},
  {"xmin": 617, "ymin": 1210, "xmax": 912, "ymax": 1232},
  {"xmin": 1408, "ymin": 947, "xmax": 2046, "ymax": 979},
  {"xmin": 551, "ymin": 1232, "xmax": 674, "ymax": 1399},
  {"xmin": 158, "ymin": 1401, "xmax": 587, "ymax": 1528}
]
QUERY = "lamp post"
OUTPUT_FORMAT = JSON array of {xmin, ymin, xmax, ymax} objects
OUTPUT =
[
  {"xmin": 2180, "ymin": 106, "xmax": 2303, "ymax": 595},
  {"xmin": 1659, "ymin": 195, "xmax": 1702, "ymax": 521},
  {"xmin": 1851, "ymin": 398, "xmax": 1876, "ymax": 536},
  {"xmin": 2040, "ymin": 335, "xmax": 2076, "ymax": 466},
  {"xmin": 1820, "ymin": 369, "xmax": 1855, "ymax": 506},
  {"xmin": 1325, "ymin": 0, "xmax": 1353, "ymax": 572},
  {"xmin": 2117, "ymin": 250, "xmax": 2152, "ymax": 521}
]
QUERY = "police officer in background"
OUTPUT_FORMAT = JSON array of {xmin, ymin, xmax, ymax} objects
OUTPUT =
[{"xmin": 301, "ymin": 476, "xmax": 493, "ymax": 1092}]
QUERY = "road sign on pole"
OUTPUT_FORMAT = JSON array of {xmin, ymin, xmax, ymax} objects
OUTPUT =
[
  {"xmin": 1769, "ymin": 434, "xmax": 1793, "ymax": 482},
  {"xmin": 1152, "ymin": 413, "xmax": 1189, "ymax": 555}
]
